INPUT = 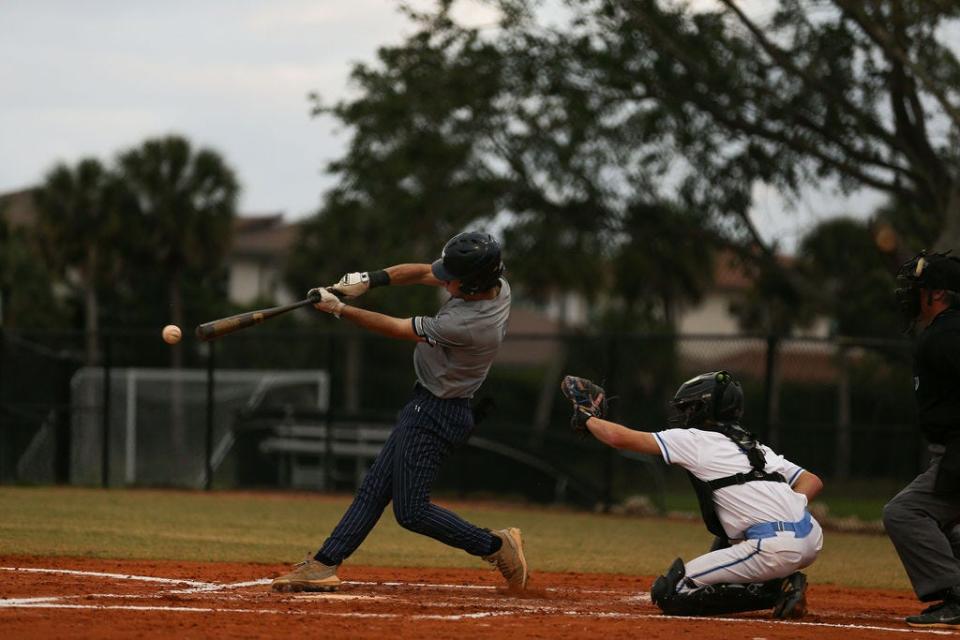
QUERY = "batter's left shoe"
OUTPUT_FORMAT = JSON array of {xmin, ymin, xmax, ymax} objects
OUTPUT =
[
  {"xmin": 773, "ymin": 572, "xmax": 808, "ymax": 619},
  {"xmin": 271, "ymin": 554, "xmax": 341, "ymax": 593},
  {"xmin": 484, "ymin": 528, "xmax": 528, "ymax": 590}
]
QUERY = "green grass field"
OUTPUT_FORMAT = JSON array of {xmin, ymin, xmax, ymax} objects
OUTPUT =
[{"xmin": 0, "ymin": 487, "xmax": 910, "ymax": 591}]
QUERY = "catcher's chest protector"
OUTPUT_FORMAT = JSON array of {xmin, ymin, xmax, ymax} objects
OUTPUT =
[{"xmin": 688, "ymin": 424, "xmax": 787, "ymax": 539}]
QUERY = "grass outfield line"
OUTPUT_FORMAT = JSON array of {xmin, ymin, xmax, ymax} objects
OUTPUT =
[{"xmin": 0, "ymin": 487, "xmax": 910, "ymax": 591}]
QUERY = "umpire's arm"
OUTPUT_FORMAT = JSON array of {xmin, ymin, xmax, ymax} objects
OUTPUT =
[{"xmin": 582, "ymin": 417, "xmax": 662, "ymax": 456}]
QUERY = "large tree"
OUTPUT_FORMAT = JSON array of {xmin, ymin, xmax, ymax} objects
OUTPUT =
[
  {"xmin": 117, "ymin": 135, "xmax": 239, "ymax": 366},
  {"xmin": 287, "ymin": 8, "xmax": 509, "ymax": 311},
  {"xmin": 34, "ymin": 158, "xmax": 122, "ymax": 363},
  {"xmin": 292, "ymin": 4, "xmax": 717, "ymax": 324},
  {"xmin": 526, "ymin": 0, "xmax": 960, "ymax": 254},
  {"xmin": 298, "ymin": 0, "xmax": 959, "ymax": 332}
]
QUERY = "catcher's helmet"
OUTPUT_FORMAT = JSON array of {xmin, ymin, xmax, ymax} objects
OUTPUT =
[
  {"xmin": 431, "ymin": 231, "xmax": 505, "ymax": 294},
  {"xmin": 668, "ymin": 371, "xmax": 743, "ymax": 429},
  {"xmin": 895, "ymin": 250, "xmax": 960, "ymax": 320}
]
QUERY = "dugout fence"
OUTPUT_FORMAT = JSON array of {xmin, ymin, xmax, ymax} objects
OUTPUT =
[{"xmin": 0, "ymin": 327, "xmax": 916, "ymax": 508}]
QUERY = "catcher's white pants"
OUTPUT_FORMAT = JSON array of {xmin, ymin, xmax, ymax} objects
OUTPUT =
[{"xmin": 681, "ymin": 518, "xmax": 823, "ymax": 590}]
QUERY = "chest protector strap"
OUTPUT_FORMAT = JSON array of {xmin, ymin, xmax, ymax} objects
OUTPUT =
[{"xmin": 688, "ymin": 422, "xmax": 786, "ymax": 540}]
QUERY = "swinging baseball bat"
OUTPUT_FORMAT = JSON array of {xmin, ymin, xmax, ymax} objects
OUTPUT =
[{"xmin": 195, "ymin": 289, "xmax": 337, "ymax": 342}]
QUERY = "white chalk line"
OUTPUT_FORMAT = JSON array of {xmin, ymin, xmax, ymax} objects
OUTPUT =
[
  {"xmin": 0, "ymin": 567, "xmax": 213, "ymax": 589},
  {"xmin": 2, "ymin": 565, "xmax": 954, "ymax": 635},
  {"xmin": 170, "ymin": 579, "xmax": 272, "ymax": 594}
]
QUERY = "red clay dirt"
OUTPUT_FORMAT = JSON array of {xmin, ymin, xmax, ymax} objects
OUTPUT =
[{"xmin": 0, "ymin": 555, "xmax": 943, "ymax": 639}]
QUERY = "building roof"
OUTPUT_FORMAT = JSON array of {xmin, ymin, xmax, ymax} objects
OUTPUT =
[
  {"xmin": 712, "ymin": 249, "xmax": 795, "ymax": 291},
  {"xmin": 230, "ymin": 214, "xmax": 297, "ymax": 258},
  {"xmin": 0, "ymin": 189, "xmax": 39, "ymax": 229}
]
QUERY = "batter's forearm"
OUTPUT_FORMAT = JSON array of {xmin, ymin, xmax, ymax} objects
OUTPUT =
[
  {"xmin": 339, "ymin": 305, "xmax": 421, "ymax": 341},
  {"xmin": 383, "ymin": 264, "xmax": 442, "ymax": 287}
]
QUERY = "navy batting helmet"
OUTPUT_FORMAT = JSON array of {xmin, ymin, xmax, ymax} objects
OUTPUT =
[
  {"xmin": 668, "ymin": 371, "xmax": 744, "ymax": 429},
  {"xmin": 431, "ymin": 231, "xmax": 504, "ymax": 294}
]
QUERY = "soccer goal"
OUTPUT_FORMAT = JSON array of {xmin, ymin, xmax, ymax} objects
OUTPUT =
[{"xmin": 70, "ymin": 368, "xmax": 329, "ymax": 488}]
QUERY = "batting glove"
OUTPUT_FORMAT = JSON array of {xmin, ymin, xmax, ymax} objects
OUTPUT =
[
  {"xmin": 330, "ymin": 270, "xmax": 390, "ymax": 299},
  {"xmin": 309, "ymin": 287, "xmax": 346, "ymax": 318}
]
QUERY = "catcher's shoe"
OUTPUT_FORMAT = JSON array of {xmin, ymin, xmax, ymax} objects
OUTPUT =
[
  {"xmin": 271, "ymin": 555, "xmax": 341, "ymax": 593},
  {"xmin": 906, "ymin": 600, "xmax": 960, "ymax": 627},
  {"xmin": 651, "ymin": 558, "xmax": 686, "ymax": 608},
  {"xmin": 772, "ymin": 572, "xmax": 807, "ymax": 619},
  {"xmin": 483, "ymin": 528, "xmax": 528, "ymax": 590}
]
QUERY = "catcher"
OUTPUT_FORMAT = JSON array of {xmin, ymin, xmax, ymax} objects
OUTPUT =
[{"xmin": 560, "ymin": 371, "xmax": 824, "ymax": 618}]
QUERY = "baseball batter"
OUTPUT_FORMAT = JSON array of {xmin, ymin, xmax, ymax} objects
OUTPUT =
[
  {"xmin": 272, "ymin": 231, "xmax": 528, "ymax": 592},
  {"xmin": 560, "ymin": 372, "xmax": 823, "ymax": 618},
  {"xmin": 884, "ymin": 250, "xmax": 960, "ymax": 627}
]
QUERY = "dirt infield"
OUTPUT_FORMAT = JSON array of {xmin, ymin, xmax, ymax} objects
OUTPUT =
[{"xmin": 0, "ymin": 555, "xmax": 948, "ymax": 639}]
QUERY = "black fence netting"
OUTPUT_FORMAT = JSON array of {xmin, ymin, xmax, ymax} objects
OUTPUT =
[{"xmin": 0, "ymin": 326, "xmax": 917, "ymax": 508}]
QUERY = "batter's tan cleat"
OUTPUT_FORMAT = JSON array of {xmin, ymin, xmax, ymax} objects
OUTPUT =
[
  {"xmin": 483, "ymin": 527, "xmax": 529, "ymax": 590},
  {"xmin": 271, "ymin": 555, "xmax": 341, "ymax": 593}
]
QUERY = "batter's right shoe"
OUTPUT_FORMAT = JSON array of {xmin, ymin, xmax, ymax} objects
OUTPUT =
[
  {"xmin": 483, "ymin": 528, "xmax": 528, "ymax": 590},
  {"xmin": 772, "ymin": 572, "xmax": 808, "ymax": 619},
  {"xmin": 906, "ymin": 600, "xmax": 960, "ymax": 627},
  {"xmin": 271, "ymin": 554, "xmax": 341, "ymax": 593}
]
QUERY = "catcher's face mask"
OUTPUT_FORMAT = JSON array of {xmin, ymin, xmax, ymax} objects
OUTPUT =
[
  {"xmin": 895, "ymin": 253, "xmax": 926, "ymax": 323},
  {"xmin": 667, "ymin": 399, "xmax": 710, "ymax": 429}
]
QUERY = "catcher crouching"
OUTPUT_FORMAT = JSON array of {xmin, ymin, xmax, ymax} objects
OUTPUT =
[{"xmin": 560, "ymin": 371, "xmax": 823, "ymax": 618}]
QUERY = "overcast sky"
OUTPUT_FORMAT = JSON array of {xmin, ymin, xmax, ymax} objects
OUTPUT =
[{"xmin": 0, "ymin": 0, "xmax": 885, "ymax": 252}]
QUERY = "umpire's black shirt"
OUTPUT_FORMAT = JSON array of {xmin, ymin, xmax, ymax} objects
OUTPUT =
[{"xmin": 915, "ymin": 308, "xmax": 960, "ymax": 444}]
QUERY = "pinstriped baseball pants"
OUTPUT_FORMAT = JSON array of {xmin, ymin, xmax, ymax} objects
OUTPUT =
[{"xmin": 317, "ymin": 386, "xmax": 495, "ymax": 564}]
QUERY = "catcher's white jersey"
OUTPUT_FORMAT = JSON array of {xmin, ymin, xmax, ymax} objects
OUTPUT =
[
  {"xmin": 654, "ymin": 428, "xmax": 809, "ymax": 540},
  {"xmin": 653, "ymin": 427, "xmax": 823, "ymax": 588}
]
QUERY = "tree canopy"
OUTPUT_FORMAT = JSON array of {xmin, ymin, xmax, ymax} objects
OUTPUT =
[{"xmin": 292, "ymin": 0, "xmax": 960, "ymax": 331}]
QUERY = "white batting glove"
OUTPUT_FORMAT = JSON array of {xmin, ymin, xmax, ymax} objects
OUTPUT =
[
  {"xmin": 330, "ymin": 272, "xmax": 370, "ymax": 299},
  {"xmin": 309, "ymin": 287, "xmax": 346, "ymax": 318}
]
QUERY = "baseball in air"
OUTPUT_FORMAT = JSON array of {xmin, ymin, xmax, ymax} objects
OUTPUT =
[{"xmin": 162, "ymin": 324, "xmax": 182, "ymax": 345}]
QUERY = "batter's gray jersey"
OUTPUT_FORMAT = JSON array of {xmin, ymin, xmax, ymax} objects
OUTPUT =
[{"xmin": 411, "ymin": 278, "xmax": 511, "ymax": 399}]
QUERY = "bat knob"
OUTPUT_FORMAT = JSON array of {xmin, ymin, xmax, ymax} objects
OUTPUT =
[{"xmin": 306, "ymin": 288, "xmax": 323, "ymax": 303}]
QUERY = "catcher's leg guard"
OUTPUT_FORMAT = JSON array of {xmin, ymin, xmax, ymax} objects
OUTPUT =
[{"xmin": 652, "ymin": 565, "xmax": 786, "ymax": 617}]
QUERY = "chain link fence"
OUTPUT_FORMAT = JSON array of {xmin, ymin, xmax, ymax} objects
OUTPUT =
[{"xmin": 0, "ymin": 327, "xmax": 916, "ymax": 507}]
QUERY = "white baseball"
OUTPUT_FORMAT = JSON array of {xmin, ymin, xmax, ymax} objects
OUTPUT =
[{"xmin": 162, "ymin": 324, "xmax": 182, "ymax": 345}]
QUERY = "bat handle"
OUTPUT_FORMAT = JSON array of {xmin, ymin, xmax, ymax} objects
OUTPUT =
[{"xmin": 307, "ymin": 287, "xmax": 345, "ymax": 303}]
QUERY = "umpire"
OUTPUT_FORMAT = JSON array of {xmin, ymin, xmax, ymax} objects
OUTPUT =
[
  {"xmin": 271, "ymin": 231, "xmax": 528, "ymax": 593},
  {"xmin": 884, "ymin": 250, "xmax": 960, "ymax": 627}
]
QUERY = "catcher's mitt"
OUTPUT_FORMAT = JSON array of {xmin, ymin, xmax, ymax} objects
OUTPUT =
[{"xmin": 560, "ymin": 375, "xmax": 607, "ymax": 434}]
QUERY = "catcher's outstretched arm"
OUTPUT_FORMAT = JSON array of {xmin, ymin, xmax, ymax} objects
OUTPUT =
[{"xmin": 584, "ymin": 417, "xmax": 661, "ymax": 456}]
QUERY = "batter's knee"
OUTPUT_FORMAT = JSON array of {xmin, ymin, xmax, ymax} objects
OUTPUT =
[{"xmin": 393, "ymin": 501, "xmax": 428, "ymax": 532}]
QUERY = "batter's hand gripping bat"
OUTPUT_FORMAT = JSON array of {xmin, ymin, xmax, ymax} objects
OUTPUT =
[{"xmin": 195, "ymin": 288, "xmax": 338, "ymax": 341}]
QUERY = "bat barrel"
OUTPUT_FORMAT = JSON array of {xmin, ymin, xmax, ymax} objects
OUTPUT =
[{"xmin": 195, "ymin": 311, "xmax": 266, "ymax": 342}]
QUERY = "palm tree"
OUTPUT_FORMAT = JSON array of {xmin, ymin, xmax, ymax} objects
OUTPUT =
[
  {"xmin": 117, "ymin": 136, "xmax": 238, "ymax": 458},
  {"xmin": 117, "ymin": 135, "xmax": 239, "ymax": 368},
  {"xmin": 35, "ymin": 158, "xmax": 120, "ymax": 364}
]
